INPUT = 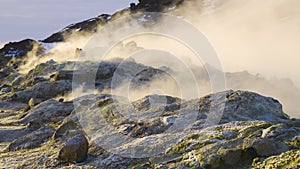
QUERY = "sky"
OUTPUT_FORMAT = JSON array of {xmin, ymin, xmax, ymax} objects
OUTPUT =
[{"xmin": 0, "ymin": 0, "xmax": 138, "ymax": 44}]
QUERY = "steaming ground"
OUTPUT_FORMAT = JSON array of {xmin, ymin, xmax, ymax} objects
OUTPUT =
[{"xmin": 16, "ymin": 0, "xmax": 300, "ymax": 118}]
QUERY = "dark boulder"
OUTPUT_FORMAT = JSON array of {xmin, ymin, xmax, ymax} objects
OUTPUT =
[{"xmin": 58, "ymin": 134, "xmax": 89, "ymax": 163}]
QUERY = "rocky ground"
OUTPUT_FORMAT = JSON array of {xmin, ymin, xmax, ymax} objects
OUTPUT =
[
  {"xmin": 0, "ymin": 54, "xmax": 299, "ymax": 168},
  {"xmin": 1, "ymin": 0, "xmax": 300, "ymax": 168}
]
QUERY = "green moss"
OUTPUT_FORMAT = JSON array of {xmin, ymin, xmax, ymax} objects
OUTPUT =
[
  {"xmin": 100, "ymin": 105, "xmax": 121, "ymax": 123},
  {"xmin": 286, "ymin": 136, "xmax": 300, "ymax": 149},
  {"xmin": 196, "ymin": 154, "xmax": 221, "ymax": 169},
  {"xmin": 168, "ymin": 141, "xmax": 191, "ymax": 154},
  {"xmin": 97, "ymin": 98, "xmax": 113, "ymax": 107},
  {"xmin": 181, "ymin": 160, "xmax": 200, "ymax": 169},
  {"xmin": 193, "ymin": 139, "xmax": 212, "ymax": 150},
  {"xmin": 207, "ymin": 133, "xmax": 224, "ymax": 140},
  {"xmin": 239, "ymin": 123, "xmax": 271, "ymax": 138},
  {"xmin": 251, "ymin": 150, "xmax": 300, "ymax": 168},
  {"xmin": 185, "ymin": 134, "xmax": 200, "ymax": 140},
  {"xmin": 32, "ymin": 63, "xmax": 47, "ymax": 74}
]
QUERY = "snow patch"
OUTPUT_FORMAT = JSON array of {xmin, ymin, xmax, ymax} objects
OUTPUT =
[
  {"xmin": 40, "ymin": 42, "xmax": 56, "ymax": 53},
  {"xmin": 5, "ymin": 53, "xmax": 17, "ymax": 57},
  {"xmin": 75, "ymin": 28, "xmax": 82, "ymax": 32},
  {"xmin": 88, "ymin": 18, "xmax": 97, "ymax": 22},
  {"xmin": 138, "ymin": 14, "xmax": 149, "ymax": 22},
  {"xmin": 4, "ymin": 49, "xmax": 19, "ymax": 57}
]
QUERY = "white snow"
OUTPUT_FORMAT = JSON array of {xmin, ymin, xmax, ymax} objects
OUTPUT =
[
  {"xmin": 4, "ymin": 49, "xmax": 18, "ymax": 57},
  {"xmin": 138, "ymin": 14, "xmax": 148, "ymax": 22},
  {"xmin": 88, "ymin": 18, "xmax": 97, "ymax": 22},
  {"xmin": 75, "ymin": 28, "xmax": 82, "ymax": 32},
  {"xmin": 5, "ymin": 53, "xmax": 16, "ymax": 57},
  {"xmin": 40, "ymin": 42, "xmax": 56, "ymax": 53}
]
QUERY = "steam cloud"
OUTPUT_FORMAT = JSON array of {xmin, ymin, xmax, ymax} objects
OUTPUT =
[
  {"xmin": 173, "ymin": 0, "xmax": 300, "ymax": 117},
  {"xmin": 0, "ymin": 42, "xmax": 5, "ymax": 49},
  {"xmin": 17, "ymin": 0, "xmax": 300, "ymax": 117}
]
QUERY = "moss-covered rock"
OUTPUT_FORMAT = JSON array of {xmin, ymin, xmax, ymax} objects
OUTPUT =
[{"xmin": 252, "ymin": 150, "xmax": 300, "ymax": 168}]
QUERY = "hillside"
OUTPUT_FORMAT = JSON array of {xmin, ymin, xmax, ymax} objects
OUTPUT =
[{"xmin": 0, "ymin": 0, "xmax": 300, "ymax": 168}]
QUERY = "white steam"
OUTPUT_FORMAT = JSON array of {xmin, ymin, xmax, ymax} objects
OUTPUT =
[
  {"xmin": 172, "ymin": 0, "xmax": 300, "ymax": 117},
  {"xmin": 17, "ymin": 0, "xmax": 300, "ymax": 117}
]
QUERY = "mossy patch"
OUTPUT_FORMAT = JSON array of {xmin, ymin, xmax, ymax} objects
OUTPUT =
[{"xmin": 239, "ymin": 123, "xmax": 271, "ymax": 138}]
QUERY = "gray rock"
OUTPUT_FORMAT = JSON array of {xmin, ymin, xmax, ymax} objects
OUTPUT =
[
  {"xmin": 11, "ymin": 75, "xmax": 24, "ymax": 86},
  {"xmin": 20, "ymin": 99, "xmax": 74, "ymax": 125},
  {"xmin": 251, "ymin": 138, "xmax": 289, "ymax": 157},
  {"xmin": 0, "ymin": 87, "xmax": 11, "ymax": 93},
  {"xmin": 4, "ymin": 126, "xmax": 55, "ymax": 152},
  {"xmin": 13, "ymin": 80, "xmax": 72, "ymax": 103},
  {"xmin": 58, "ymin": 134, "xmax": 89, "ymax": 163},
  {"xmin": 183, "ymin": 90, "xmax": 289, "ymax": 127},
  {"xmin": 0, "ymin": 127, "xmax": 33, "ymax": 143},
  {"xmin": 53, "ymin": 119, "xmax": 79, "ymax": 140},
  {"xmin": 0, "ymin": 67, "xmax": 13, "ymax": 79},
  {"xmin": 50, "ymin": 70, "xmax": 74, "ymax": 81}
]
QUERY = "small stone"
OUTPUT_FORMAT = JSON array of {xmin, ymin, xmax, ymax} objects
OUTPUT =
[
  {"xmin": 162, "ymin": 116, "xmax": 176, "ymax": 125},
  {"xmin": 1, "ymin": 87, "xmax": 11, "ymax": 93},
  {"xmin": 58, "ymin": 134, "xmax": 89, "ymax": 163},
  {"xmin": 28, "ymin": 98, "xmax": 35, "ymax": 108}
]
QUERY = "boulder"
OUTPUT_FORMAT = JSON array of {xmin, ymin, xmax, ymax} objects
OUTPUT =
[
  {"xmin": 183, "ymin": 90, "xmax": 289, "ymax": 127},
  {"xmin": 58, "ymin": 134, "xmax": 89, "ymax": 163}
]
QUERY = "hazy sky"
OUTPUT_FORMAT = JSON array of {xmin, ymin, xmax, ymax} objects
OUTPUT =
[{"xmin": 0, "ymin": 0, "xmax": 138, "ymax": 43}]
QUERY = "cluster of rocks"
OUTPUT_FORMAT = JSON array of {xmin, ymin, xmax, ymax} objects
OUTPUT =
[{"xmin": 1, "ymin": 64, "xmax": 300, "ymax": 168}]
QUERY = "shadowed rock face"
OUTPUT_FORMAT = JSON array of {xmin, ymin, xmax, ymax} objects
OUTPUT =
[
  {"xmin": 41, "ymin": 0, "xmax": 185, "ymax": 43},
  {"xmin": 42, "ymin": 14, "xmax": 110, "ymax": 43},
  {"xmin": 0, "ymin": 39, "xmax": 44, "ymax": 58}
]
